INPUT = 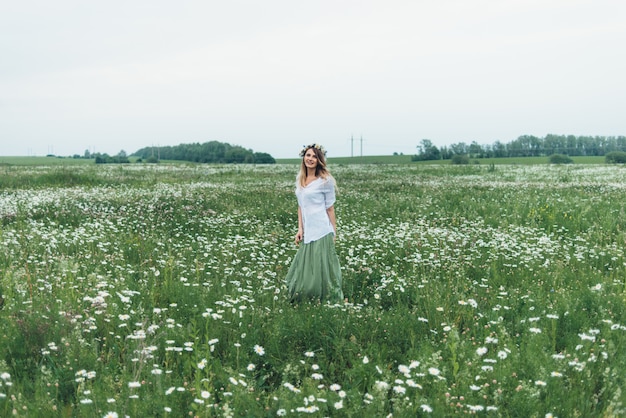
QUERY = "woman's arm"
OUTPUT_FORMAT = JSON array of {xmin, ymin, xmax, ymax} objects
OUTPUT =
[
  {"xmin": 295, "ymin": 206, "xmax": 304, "ymax": 244},
  {"xmin": 326, "ymin": 205, "xmax": 337, "ymax": 240}
]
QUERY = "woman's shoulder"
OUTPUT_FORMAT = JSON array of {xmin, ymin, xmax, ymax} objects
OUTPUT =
[
  {"xmin": 319, "ymin": 174, "xmax": 337, "ymax": 193},
  {"xmin": 321, "ymin": 173, "xmax": 336, "ymax": 185}
]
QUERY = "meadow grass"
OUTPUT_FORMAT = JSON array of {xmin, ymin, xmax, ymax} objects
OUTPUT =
[
  {"xmin": 1, "ymin": 154, "xmax": 607, "ymax": 166},
  {"xmin": 0, "ymin": 156, "xmax": 95, "ymax": 166},
  {"xmin": 0, "ymin": 163, "xmax": 625, "ymax": 417},
  {"xmin": 278, "ymin": 155, "xmax": 607, "ymax": 165}
]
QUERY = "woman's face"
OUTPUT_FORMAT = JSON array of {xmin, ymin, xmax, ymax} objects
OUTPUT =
[{"xmin": 304, "ymin": 148, "xmax": 319, "ymax": 169}]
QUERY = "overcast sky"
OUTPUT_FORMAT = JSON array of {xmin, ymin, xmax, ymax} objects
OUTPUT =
[{"xmin": 1, "ymin": 0, "xmax": 625, "ymax": 158}]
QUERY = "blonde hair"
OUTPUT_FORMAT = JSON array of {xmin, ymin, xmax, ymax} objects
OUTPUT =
[{"xmin": 297, "ymin": 146, "xmax": 333, "ymax": 188}]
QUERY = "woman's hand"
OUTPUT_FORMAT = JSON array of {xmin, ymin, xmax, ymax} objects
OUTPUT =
[{"xmin": 295, "ymin": 229, "xmax": 303, "ymax": 245}]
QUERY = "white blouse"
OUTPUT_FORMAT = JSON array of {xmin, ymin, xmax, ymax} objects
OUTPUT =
[{"xmin": 296, "ymin": 176, "xmax": 336, "ymax": 244}]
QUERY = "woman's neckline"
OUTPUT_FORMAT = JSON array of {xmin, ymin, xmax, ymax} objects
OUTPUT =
[{"xmin": 304, "ymin": 176, "xmax": 320, "ymax": 187}]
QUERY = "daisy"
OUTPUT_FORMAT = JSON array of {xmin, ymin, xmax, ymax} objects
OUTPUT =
[
  {"xmin": 393, "ymin": 385, "xmax": 406, "ymax": 394},
  {"xmin": 428, "ymin": 367, "xmax": 440, "ymax": 376},
  {"xmin": 406, "ymin": 380, "xmax": 422, "ymax": 389}
]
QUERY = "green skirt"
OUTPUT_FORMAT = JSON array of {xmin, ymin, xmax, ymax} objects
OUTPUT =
[{"xmin": 285, "ymin": 233, "xmax": 343, "ymax": 303}]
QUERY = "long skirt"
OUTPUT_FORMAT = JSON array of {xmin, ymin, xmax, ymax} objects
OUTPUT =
[{"xmin": 285, "ymin": 233, "xmax": 343, "ymax": 303}]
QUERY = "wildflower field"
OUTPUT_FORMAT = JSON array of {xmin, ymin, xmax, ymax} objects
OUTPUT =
[{"xmin": 1, "ymin": 163, "xmax": 625, "ymax": 417}]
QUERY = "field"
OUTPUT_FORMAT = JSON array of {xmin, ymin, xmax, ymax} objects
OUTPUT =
[
  {"xmin": 1, "ymin": 154, "xmax": 607, "ymax": 167},
  {"xmin": 0, "ymin": 157, "xmax": 95, "ymax": 166},
  {"xmin": 279, "ymin": 155, "xmax": 607, "ymax": 165},
  {"xmin": 1, "ymin": 163, "xmax": 625, "ymax": 417}
]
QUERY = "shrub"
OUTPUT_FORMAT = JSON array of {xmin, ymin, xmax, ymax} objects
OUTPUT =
[
  {"xmin": 450, "ymin": 154, "xmax": 470, "ymax": 165},
  {"xmin": 605, "ymin": 151, "xmax": 626, "ymax": 164},
  {"xmin": 549, "ymin": 154, "xmax": 573, "ymax": 164}
]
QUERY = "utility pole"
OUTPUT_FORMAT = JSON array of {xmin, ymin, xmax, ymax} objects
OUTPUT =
[
  {"xmin": 351, "ymin": 135, "xmax": 354, "ymax": 158},
  {"xmin": 360, "ymin": 136, "xmax": 363, "ymax": 157}
]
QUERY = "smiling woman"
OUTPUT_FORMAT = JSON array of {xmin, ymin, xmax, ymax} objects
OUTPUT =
[{"xmin": 285, "ymin": 143, "xmax": 343, "ymax": 303}]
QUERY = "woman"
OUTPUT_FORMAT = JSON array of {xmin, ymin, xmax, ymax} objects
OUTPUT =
[{"xmin": 285, "ymin": 143, "xmax": 343, "ymax": 303}]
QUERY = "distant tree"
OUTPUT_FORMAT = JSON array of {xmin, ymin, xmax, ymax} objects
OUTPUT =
[
  {"xmin": 415, "ymin": 134, "xmax": 626, "ymax": 161},
  {"xmin": 84, "ymin": 149, "xmax": 91, "ymax": 159},
  {"xmin": 253, "ymin": 152, "xmax": 276, "ymax": 164},
  {"xmin": 605, "ymin": 151, "xmax": 626, "ymax": 164},
  {"xmin": 468, "ymin": 141, "xmax": 483, "ymax": 158},
  {"xmin": 225, "ymin": 147, "xmax": 252, "ymax": 163},
  {"xmin": 412, "ymin": 139, "xmax": 441, "ymax": 161},
  {"xmin": 449, "ymin": 142, "xmax": 468, "ymax": 156},
  {"xmin": 93, "ymin": 152, "xmax": 129, "ymax": 164},
  {"xmin": 131, "ymin": 141, "xmax": 274, "ymax": 164},
  {"xmin": 492, "ymin": 141, "xmax": 507, "ymax": 158},
  {"xmin": 440, "ymin": 146, "xmax": 453, "ymax": 160},
  {"xmin": 549, "ymin": 154, "xmax": 573, "ymax": 164},
  {"xmin": 451, "ymin": 154, "xmax": 470, "ymax": 164}
]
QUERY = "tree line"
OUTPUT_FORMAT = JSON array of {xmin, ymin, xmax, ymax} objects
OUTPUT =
[
  {"xmin": 413, "ymin": 134, "xmax": 626, "ymax": 161},
  {"xmin": 131, "ymin": 141, "xmax": 276, "ymax": 164}
]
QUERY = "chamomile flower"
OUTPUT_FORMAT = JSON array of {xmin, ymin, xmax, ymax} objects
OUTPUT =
[{"xmin": 428, "ymin": 367, "xmax": 441, "ymax": 376}]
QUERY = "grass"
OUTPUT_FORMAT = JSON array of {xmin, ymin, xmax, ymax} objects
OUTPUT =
[
  {"xmin": 280, "ymin": 155, "xmax": 608, "ymax": 165},
  {"xmin": 0, "ymin": 163, "xmax": 625, "ymax": 417},
  {"xmin": 1, "ymin": 154, "xmax": 609, "ymax": 166},
  {"xmin": 0, "ymin": 156, "xmax": 95, "ymax": 166}
]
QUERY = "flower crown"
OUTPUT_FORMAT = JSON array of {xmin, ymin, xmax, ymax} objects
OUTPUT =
[{"xmin": 299, "ymin": 143, "xmax": 327, "ymax": 157}]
